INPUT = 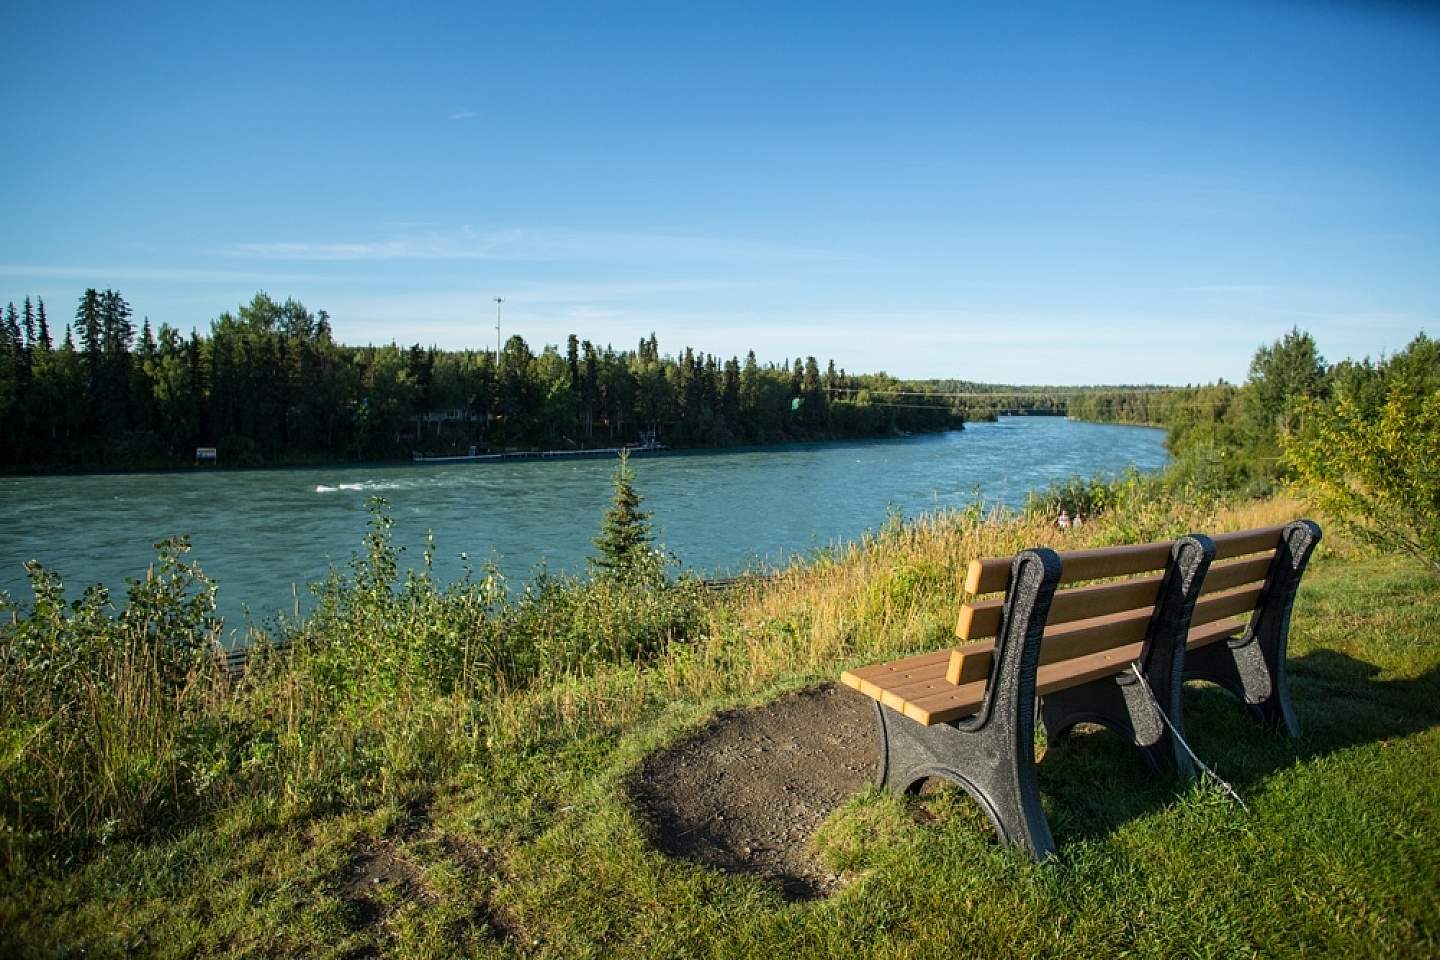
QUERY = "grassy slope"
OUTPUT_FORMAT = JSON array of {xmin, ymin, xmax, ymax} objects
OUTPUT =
[{"xmin": 6, "ymin": 498, "xmax": 1439, "ymax": 959}]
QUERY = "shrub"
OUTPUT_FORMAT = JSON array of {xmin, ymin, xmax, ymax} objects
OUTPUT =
[
  {"xmin": 1285, "ymin": 381, "xmax": 1440, "ymax": 575},
  {"xmin": 1, "ymin": 500, "xmax": 714, "ymax": 852},
  {"xmin": 0, "ymin": 537, "xmax": 228, "ymax": 843},
  {"xmin": 1025, "ymin": 473, "xmax": 1128, "ymax": 523}
]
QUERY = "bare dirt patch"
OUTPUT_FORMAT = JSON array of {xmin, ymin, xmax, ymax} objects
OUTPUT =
[
  {"xmin": 341, "ymin": 839, "xmax": 429, "ymax": 929},
  {"xmin": 627, "ymin": 683, "xmax": 876, "ymax": 900}
]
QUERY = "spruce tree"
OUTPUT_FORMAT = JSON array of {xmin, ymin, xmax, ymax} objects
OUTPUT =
[
  {"xmin": 99, "ymin": 289, "xmax": 134, "ymax": 354},
  {"xmin": 35, "ymin": 297, "xmax": 51, "ymax": 351},
  {"xmin": 590, "ymin": 449, "xmax": 654, "ymax": 579},
  {"xmin": 76, "ymin": 289, "xmax": 103, "ymax": 385}
]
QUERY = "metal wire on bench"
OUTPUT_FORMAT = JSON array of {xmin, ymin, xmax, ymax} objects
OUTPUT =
[{"xmin": 1129, "ymin": 663, "xmax": 1248, "ymax": 812}]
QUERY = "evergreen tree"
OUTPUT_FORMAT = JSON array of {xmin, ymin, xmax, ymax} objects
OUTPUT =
[
  {"xmin": 566, "ymin": 333, "xmax": 581, "ymax": 390},
  {"xmin": 22, "ymin": 297, "xmax": 35, "ymax": 350},
  {"xmin": 802, "ymin": 356, "xmax": 824, "ymax": 427},
  {"xmin": 722, "ymin": 356, "xmax": 740, "ymax": 432},
  {"xmin": 76, "ymin": 288, "xmax": 103, "ymax": 390},
  {"xmin": 0, "ymin": 305, "xmax": 19, "ymax": 445},
  {"xmin": 35, "ymin": 297, "xmax": 51, "ymax": 352},
  {"xmin": 99, "ymin": 289, "xmax": 134, "ymax": 355},
  {"xmin": 589, "ymin": 449, "xmax": 654, "ymax": 578},
  {"xmin": 567, "ymin": 333, "xmax": 583, "ymax": 429},
  {"xmin": 95, "ymin": 289, "xmax": 135, "ymax": 439},
  {"xmin": 4, "ymin": 303, "xmax": 29, "ymax": 393},
  {"xmin": 582, "ymin": 340, "xmax": 600, "ymax": 439},
  {"xmin": 3, "ymin": 302, "xmax": 19, "ymax": 349}
]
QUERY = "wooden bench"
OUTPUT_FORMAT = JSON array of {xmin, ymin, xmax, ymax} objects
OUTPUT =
[{"xmin": 839, "ymin": 519, "xmax": 1321, "ymax": 860}]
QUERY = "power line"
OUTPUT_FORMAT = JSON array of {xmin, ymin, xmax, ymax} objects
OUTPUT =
[
  {"xmin": 841, "ymin": 401, "xmax": 968, "ymax": 411},
  {"xmin": 825, "ymin": 389, "xmax": 1233, "ymax": 408},
  {"xmin": 823, "ymin": 387, "xmax": 1190, "ymax": 400}
]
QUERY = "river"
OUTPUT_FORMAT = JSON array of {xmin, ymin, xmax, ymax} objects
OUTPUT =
[{"xmin": 0, "ymin": 417, "xmax": 1167, "ymax": 630}]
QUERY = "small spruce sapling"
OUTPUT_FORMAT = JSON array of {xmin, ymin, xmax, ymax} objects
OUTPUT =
[{"xmin": 590, "ymin": 449, "xmax": 655, "ymax": 580}]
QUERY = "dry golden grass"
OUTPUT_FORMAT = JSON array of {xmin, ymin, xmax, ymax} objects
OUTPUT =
[{"xmin": 480, "ymin": 495, "xmax": 1312, "ymax": 755}]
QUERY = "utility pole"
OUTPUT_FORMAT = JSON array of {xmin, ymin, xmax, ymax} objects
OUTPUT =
[{"xmin": 494, "ymin": 297, "xmax": 504, "ymax": 362}]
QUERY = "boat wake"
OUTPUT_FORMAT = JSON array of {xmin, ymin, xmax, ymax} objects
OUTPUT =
[{"xmin": 313, "ymin": 480, "xmax": 403, "ymax": 494}]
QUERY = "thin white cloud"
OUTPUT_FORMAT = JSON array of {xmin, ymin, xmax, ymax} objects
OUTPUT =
[
  {"xmin": 313, "ymin": 292, "xmax": 1254, "ymax": 381},
  {"xmin": 1184, "ymin": 283, "xmax": 1314, "ymax": 296},
  {"xmin": 221, "ymin": 226, "xmax": 846, "ymax": 264},
  {"xmin": 448, "ymin": 109, "xmax": 478, "ymax": 121}
]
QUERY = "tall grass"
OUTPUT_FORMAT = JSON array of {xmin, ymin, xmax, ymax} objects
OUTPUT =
[
  {"xmin": 0, "ymin": 499, "xmax": 711, "ymax": 859},
  {"xmin": 2, "ymin": 474, "xmax": 1246, "ymax": 858},
  {"xmin": 0, "ymin": 538, "xmax": 227, "ymax": 845},
  {"xmin": 10, "ymin": 477, "xmax": 1403, "ymax": 958}
]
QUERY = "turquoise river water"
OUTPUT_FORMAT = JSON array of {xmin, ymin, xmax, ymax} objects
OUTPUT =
[{"xmin": 0, "ymin": 417, "xmax": 1166, "ymax": 632}]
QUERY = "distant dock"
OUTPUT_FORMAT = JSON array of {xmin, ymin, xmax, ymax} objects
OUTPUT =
[{"xmin": 411, "ymin": 442, "xmax": 668, "ymax": 465}]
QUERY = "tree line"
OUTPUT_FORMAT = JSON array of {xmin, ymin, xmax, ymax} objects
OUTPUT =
[
  {"xmin": 0, "ymin": 290, "xmax": 963, "ymax": 470},
  {"xmin": 1024, "ymin": 326, "xmax": 1440, "ymax": 579},
  {"xmin": 1067, "ymin": 327, "xmax": 1438, "ymax": 505}
]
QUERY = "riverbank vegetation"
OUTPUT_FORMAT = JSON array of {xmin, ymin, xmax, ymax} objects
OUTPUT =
[
  {"xmin": 3, "ymin": 325, "xmax": 1438, "ymax": 956},
  {"xmin": 5, "ymin": 493, "xmax": 1437, "ymax": 957},
  {"xmin": 0, "ymin": 290, "xmax": 962, "ymax": 472}
]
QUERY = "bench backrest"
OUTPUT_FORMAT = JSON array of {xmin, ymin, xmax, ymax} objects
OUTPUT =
[{"xmin": 948, "ymin": 525, "xmax": 1290, "ymax": 687}]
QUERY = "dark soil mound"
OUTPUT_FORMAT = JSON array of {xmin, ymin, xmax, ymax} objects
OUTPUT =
[{"xmin": 627, "ymin": 684, "xmax": 876, "ymax": 900}]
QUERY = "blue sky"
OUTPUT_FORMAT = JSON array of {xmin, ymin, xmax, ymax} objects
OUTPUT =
[{"xmin": 2, "ymin": 0, "xmax": 1436, "ymax": 383}]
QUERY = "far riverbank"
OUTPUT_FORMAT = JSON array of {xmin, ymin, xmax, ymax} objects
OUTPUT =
[{"xmin": 0, "ymin": 422, "xmax": 960, "ymax": 479}]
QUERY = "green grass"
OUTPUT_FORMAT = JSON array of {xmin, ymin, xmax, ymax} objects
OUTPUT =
[{"xmin": 4, "ymin": 501, "xmax": 1439, "ymax": 958}]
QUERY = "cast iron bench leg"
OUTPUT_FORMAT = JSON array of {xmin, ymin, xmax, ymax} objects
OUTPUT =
[
  {"xmin": 1183, "ymin": 520, "xmax": 1321, "ymax": 736},
  {"xmin": 871, "ymin": 548, "xmax": 1062, "ymax": 861},
  {"xmin": 1041, "ymin": 535, "xmax": 1215, "ymax": 778}
]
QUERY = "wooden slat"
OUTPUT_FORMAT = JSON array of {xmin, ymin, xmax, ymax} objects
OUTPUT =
[
  {"xmin": 840, "ymin": 649, "xmax": 951, "ymax": 702},
  {"xmin": 947, "ymin": 606, "xmax": 1254, "ymax": 688},
  {"xmin": 900, "ymin": 677, "xmax": 990, "ymax": 726},
  {"xmin": 958, "ymin": 573, "xmax": 1164, "ymax": 640},
  {"xmin": 963, "ymin": 524, "xmax": 1290, "ymax": 595},
  {"xmin": 965, "ymin": 540, "xmax": 1174, "ymax": 594},
  {"xmin": 1200, "ymin": 554, "xmax": 1273, "ymax": 596},
  {"xmin": 955, "ymin": 601, "xmax": 994, "ymax": 640},
  {"xmin": 946, "ymin": 638, "xmax": 995, "ymax": 685},
  {"xmin": 913, "ymin": 641, "xmax": 1154, "ymax": 725},
  {"xmin": 963, "ymin": 556, "xmax": 1004, "ymax": 594},
  {"xmin": 1211, "ymin": 525, "xmax": 1284, "ymax": 561},
  {"xmin": 878, "ymin": 667, "xmax": 972, "ymax": 713},
  {"xmin": 915, "ymin": 619, "xmax": 1252, "ymax": 726},
  {"xmin": 948, "ymin": 606, "xmax": 1155, "ymax": 686},
  {"xmin": 1052, "ymin": 542, "xmax": 1176, "ymax": 588},
  {"xmin": 1190, "ymin": 583, "xmax": 1264, "ymax": 627}
]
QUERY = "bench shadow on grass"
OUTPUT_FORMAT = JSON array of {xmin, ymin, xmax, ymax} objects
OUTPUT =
[{"xmin": 1035, "ymin": 650, "xmax": 1440, "ymax": 847}]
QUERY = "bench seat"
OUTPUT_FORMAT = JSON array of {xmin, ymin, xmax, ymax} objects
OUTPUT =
[{"xmin": 842, "ymin": 616, "xmax": 1247, "ymax": 725}]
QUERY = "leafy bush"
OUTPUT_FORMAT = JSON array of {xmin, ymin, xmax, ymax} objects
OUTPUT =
[
  {"xmin": 0, "ymin": 537, "xmax": 227, "ymax": 843},
  {"xmin": 1286, "ymin": 382, "xmax": 1440, "ymax": 575},
  {"xmin": 1025, "ymin": 473, "xmax": 1129, "ymax": 523},
  {"xmin": 1, "ymin": 500, "xmax": 713, "ymax": 851}
]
